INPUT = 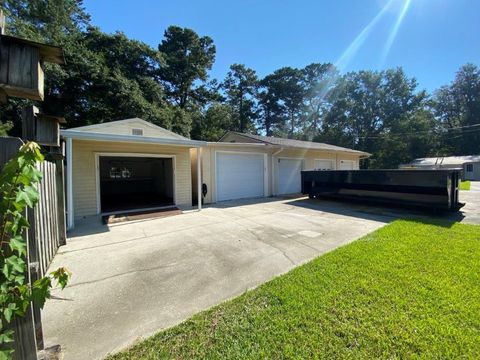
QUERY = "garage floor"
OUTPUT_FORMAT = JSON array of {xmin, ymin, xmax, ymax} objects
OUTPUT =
[{"xmin": 41, "ymin": 194, "xmax": 477, "ymax": 360}]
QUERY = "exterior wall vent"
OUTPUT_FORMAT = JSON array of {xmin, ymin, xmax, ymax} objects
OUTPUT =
[{"xmin": 132, "ymin": 128, "xmax": 143, "ymax": 136}]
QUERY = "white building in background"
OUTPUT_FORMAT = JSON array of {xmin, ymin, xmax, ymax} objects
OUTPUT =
[{"xmin": 400, "ymin": 155, "xmax": 480, "ymax": 180}]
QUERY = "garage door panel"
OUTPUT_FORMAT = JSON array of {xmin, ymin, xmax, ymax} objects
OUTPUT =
[
  {"xmin": 314, "ymin": 159, "xmax": 334, "ymax": 170},
  {"xmin": 339, "ymin": 160, "xmax": 355, "ymax": 170},
  {"xmin": 216, "ymin": 153, "xmax": 265, "ymax": 201},
  {"xmin": 278, "ymin": 158, "xmax": 302, "ymax": 195}
]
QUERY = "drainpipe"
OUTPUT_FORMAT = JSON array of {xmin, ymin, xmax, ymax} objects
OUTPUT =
[
  {"xmin": 197, "ymin": 147, "xmax": 202, "ymax": 211},
  {"xmin": 66, "ymin": 137, "xmax": 74, "ymax": 230},
  {"xmin": 271, "ymin": 147, "xmax": 284, "ymax": 196}
]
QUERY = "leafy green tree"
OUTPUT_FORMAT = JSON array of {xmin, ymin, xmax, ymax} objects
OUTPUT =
[
  {"xmin": 300, "ymin": 63, "xmax": 337, "ymax": 138},
  {"xmin": 58, "ymin": 27, "xmax": 168, "ymax": 129},
  {"xmin": 319, "ymin": 68, "xmax": 432, "ymax": 168},
  {"xmin": 0, "ymin": 2, "xmax": 173, "ymax": 132},
  {"xmin": 257, "ymin": 84, "xmax": 283, "ymax": 136},
  {"xmin": 0, "ymin": 0, "xmax": 90, "ymax": 43},
  {"xmin": 191, "ymin": 103, "xmax": 234, "ymax": 141},
  {"xmin": 434, "ymin": 63, "xmax": 480, "ymax": 155},
  {"xmin": 158, "ymin": 26, "xmax": 216, "ymax": 109},
  {"xmin": 221, "ymin": 64, "xmax": 258, "ymax": 132},
  {"xmin": 0, "ymin": 0, "xmax": 91, "ymax": 135},
  {"xmin": 265, "ymin": 67, "xmax": 305, "ymax": 138}
]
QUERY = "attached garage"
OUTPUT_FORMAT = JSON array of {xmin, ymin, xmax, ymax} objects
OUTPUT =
[
  {"xmin": 197, "ymin": 132, "xmax": 369, "ymax": 205},
  {"xmin": 277, "ymin": 158, "xmax": 302, "ymax": 195},
  {"xmin": 216, "ymin": 152, "xmax": 266, "ymax": 201}
]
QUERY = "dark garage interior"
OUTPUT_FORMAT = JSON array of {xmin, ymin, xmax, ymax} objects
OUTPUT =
[{"xmin": 99, "ymin": 156, "xmax": 174, "ymax": 213}]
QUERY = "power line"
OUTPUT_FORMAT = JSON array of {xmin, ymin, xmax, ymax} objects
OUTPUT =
[{"xmin": 356, "ymin": 123, "xmax": 480, "ymax": 139}]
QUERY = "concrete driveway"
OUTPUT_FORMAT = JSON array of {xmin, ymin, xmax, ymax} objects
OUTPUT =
[
  {"xmin": 42, "ymin": 193, "xmax": 475, "ymax": 359},
  {"xmin": 459, "ymin": 181, "xmax": 480, "ymax": 224}
]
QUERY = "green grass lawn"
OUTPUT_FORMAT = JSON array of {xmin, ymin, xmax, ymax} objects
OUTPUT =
[
  {"xmin": 110, "ymin": 220, "xmax": 480, "ymax": 359},
  {"xmin": 460, "ymin": 180, "xmax": 471, "ymax": 190}
]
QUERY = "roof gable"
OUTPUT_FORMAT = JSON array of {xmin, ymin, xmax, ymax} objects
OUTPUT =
[
  {"xmin": 220, "ymin": 132, "xmax": 264, "ymax": 144},
  {"xmin": 67, "ymin": 118, "xmax": 188, "ymax": 140}
]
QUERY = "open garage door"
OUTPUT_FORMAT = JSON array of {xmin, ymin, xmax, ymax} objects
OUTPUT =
[
  {"xmin": 99, "ymin": 156, "xmax": 174, "ymax": 213},
  {"xmin": 277, "ymin": 158, "xmax": 302, "ymax": 194},
  {"xmin": 216, "ymin": 152, "xmax": 265, "ymax": 201}
]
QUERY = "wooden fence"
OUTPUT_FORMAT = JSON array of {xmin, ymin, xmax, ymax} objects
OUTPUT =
[
  {"xmin": 0, "ymin": 137, "xmax": 66, "ymax": 359},
  {"xmin": 30, "ymin": 160, "xmax": 67, "ymax": 277}
]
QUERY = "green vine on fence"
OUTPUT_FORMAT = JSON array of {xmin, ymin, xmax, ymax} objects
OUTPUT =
[{"xmin": 0, "ymin": 142, "xmax": 70, "ymax": 358}]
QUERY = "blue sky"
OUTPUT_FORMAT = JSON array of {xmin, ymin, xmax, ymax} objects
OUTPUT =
[{"xmin": 83, "ymin": 0, "xmax": 479, "ymax": 92}]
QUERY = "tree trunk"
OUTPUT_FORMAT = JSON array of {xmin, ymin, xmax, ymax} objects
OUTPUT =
[{"xmin": 265, "ymin": 110, "xmax": 271, "ymax": 136}]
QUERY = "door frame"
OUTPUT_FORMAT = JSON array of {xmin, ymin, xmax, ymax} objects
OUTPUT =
[
  {"xmin": 214, "ymin": 150, "xmax": 268, "ymax": 203},
  {"xmin": 94, "ymin": 152, "xmax": 176, "ymax": 215},
  {"xmin": 275, "ymin": 157, "xmax": 304, "ymax": 195}
]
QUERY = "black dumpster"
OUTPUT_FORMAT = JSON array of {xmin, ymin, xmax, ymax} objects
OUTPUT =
[{"xmin": 301, "ymin": 169, "xmax": 463, "ymax": 211}]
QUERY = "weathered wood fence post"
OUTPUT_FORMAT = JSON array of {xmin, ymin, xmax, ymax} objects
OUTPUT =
[
  {"xmin": 1, "ymin": 120, "xmax": 67, "ymax": 358},
  {"xmin": 0, "ymin": 138, "xmax": 38, "ymax": 359}
]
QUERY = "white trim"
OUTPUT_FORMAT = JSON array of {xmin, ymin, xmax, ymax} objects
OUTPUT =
[
  {"xmin": 66, "ymin": 138, "xmax": 74, "ymax": 230},
  {"xmin": 277, "ymin": 156, "xmax": 305, "ymax": 161},
  {"xmin": 197, "ymin": 147, "xmax": 202, "ymax": 210},
  {"xmin": 264, "ymin": 153, "xmax": 268, "ymax": 197},
  {"xmin": 214, "ymin": 150, "xmax": 268, "ymax": 203},
  {"xmin": 207, "ymin": 142, "xmax": 269, "ymax": 147},
  {"xmin": 61, "ymin": 129, "xmax": 206, "ymax": 147},
  {"xmin": 313, "ymin": 158, "xmax": 335, "ymax": 170},
  {"xmin": 94, "ymin": 152, "xmax": 177, "ymax": 215},
  {"xmin": 94, "ymin": 155, "xmax": 101, "ymax": 214}
]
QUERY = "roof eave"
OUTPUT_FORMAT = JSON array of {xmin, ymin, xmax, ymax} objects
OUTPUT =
[
  {"xmin": 278, "ymin": 144, "xmax": 371, "ymax": 156},
  {"xmin": 60, "ymin": 130, "xmax": 206, "ymax": 147},
  {"xmin": 207, "ymin": 142, "xmax": 269, "ymax": 147}
]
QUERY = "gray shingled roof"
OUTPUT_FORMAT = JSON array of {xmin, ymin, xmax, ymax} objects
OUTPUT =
[
  {"xmin": 226, "ymin": 132, "xmax": 370, "ymax": 156},
  {"xmin": 409, "ymin": 155, "xmax": 480, "ymax": 166}
]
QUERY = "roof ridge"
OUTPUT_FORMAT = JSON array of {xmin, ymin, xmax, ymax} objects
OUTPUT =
[{"xmin": 224, "ymin": 131, "xmax": 369, "ymax": 155}]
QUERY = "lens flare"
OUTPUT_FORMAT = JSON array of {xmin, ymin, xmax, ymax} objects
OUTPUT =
[
  {"xmin": 335, "ymin": 0, "xmax": 396, "ymax": 71},
  {"xmin": 381, "ymin": 0, "xmax": 413, "ymax": 63}
]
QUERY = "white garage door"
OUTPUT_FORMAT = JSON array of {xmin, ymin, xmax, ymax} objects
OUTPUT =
[
  {"xmin": 314, "ymin": 159, "xmax": 334, "ymax": 170},
  {"xmin": 216, "ymin": 152, "xmax": 265, "ymax": 201},
  {"xmin": 339, "ymin": 160, "xmax": 355, "ymax": 170},
  {"xmin": 278, "ymin": 158, "xmax": 302, "ymax": 194}
]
